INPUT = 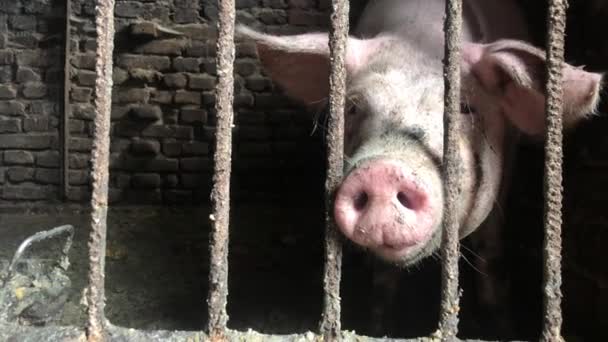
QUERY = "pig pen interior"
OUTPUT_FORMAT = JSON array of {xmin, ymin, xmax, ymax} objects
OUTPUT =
[
  {"xmin": 1, "ymin": 0, "xmax": 608, "ymax": 341},
  {"xmin": 2, "ymin": 154, "xmax": 608, "ymax": 342}
]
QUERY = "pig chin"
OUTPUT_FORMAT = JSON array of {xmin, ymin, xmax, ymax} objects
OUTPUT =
[{"xmin": 333, "ymin": 145, "xmax": 444, "ymax": 266}]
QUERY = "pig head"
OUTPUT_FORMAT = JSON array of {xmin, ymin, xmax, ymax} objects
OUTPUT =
[{"xmin": 237, "ymin": 0, "xmax": 603, "ymax": 267}]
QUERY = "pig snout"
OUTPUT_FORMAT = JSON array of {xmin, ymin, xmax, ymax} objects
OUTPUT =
[{"xmin": 334, "ymin": 159, "xmax": 438, "ymax": 260}]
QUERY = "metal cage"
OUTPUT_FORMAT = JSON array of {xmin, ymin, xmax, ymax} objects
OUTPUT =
[{"xmin": 0, "ymin": 0, "xmax": 570, "ymax": 341}]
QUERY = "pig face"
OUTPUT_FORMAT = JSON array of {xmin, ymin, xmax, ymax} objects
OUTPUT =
[{"xmin": 238, "ymin": 26, "xmax": 603, "ymax": 266}]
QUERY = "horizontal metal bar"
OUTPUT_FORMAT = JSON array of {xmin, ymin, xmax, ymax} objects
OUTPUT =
[{"xmin": 0, "ymin": 323, "xmax": 528, "ymax": 342}]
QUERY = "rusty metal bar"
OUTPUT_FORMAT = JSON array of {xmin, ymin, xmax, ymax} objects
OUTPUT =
[
  {"xmin": 541, "ymin": 1, "xmax": 568, "ymax": 341},
  {"xmin": 61, "ymin": 0, "xmax": 72, "ymax": 200},
  {"xmin": 319, "ymin": 0, "xmax": 349, "ymax": 340},
  {"xmin": 437, "ymin": 0, "xmax": 463, "ymax": 340},
  {"xmin": 0, "ymin": 323, "xmax": 529, "ymax": 342},
  {"xmin": 86, "ymin": 0, "xmax": 116, "ymax": 340},
  {"xmin": 207, "ymin": 0, "xmax": 236, "ymax": 338}
]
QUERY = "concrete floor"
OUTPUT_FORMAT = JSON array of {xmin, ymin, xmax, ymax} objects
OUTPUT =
[
  {"xmin": 0, "ymin": 204, "xmax": 330, "ymax": 334},
  {"xmin": 0, "ymin": 203, "xmax": 544, "ymax": 340}
]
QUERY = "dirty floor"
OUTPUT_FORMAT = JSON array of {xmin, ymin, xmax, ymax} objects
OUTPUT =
[{"xmin": 0, "ymin": 203, "xmax": 544, "ymax": 340}]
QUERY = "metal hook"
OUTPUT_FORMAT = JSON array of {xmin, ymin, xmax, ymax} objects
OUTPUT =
[{"xmin": 5, "ymin": 225, "xmax": 75, "ymax": 283}]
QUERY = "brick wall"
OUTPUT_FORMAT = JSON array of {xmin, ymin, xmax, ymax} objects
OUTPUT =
[
  {"xmin": 0, "ymin": 0, "xmax": 65, "ymax": 203},
  {"xmin": 0, "ymin": 0, "xmax": 339, "ymax": 205}
]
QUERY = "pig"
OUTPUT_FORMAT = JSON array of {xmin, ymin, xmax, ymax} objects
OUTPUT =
[
  {"xmin": 237, "ymin": 0, "xmax": 602, "ymax": 334},
  {"xmin": 238, "ymin": 0, "xmax": 602, "ymax": 266}
]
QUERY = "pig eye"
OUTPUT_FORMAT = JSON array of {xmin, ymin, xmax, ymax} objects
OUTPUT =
[
  {"xmin": 346, "ymin": 104, "xmax": 359, "ymax": 116},
  {"xmin": 460, "ymin": 102, "xmax": 476, "ymax": 115}
]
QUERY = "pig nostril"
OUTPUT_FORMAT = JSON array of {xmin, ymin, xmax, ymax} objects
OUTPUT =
[
  {"xmin": 397, "ymin": 192, "xmax": 411, "ymax": 209},
  {"xmin": 353, "ymin": 191, "xmax": 369, "ymax": 211}
]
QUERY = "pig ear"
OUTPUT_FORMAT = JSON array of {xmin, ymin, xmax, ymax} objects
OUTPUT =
[
  {"xmin": 462, "ymin": 40, "xmax": 603, "ymax": 135},
  {"xmin": 237, "ymin": 25, "xmax": 386, "ymax": 106}
]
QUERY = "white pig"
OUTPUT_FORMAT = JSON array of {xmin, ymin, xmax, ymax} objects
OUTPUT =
[
  {"xmin": 238, "ymin": 0, "xmax": 602, "ymax": 265},
  {"xmin": 238, "ymin": 0, "xmax": 603, "ymax": 334}
]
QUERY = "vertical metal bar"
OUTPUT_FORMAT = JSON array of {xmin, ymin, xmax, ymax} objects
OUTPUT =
[
  {"xmin": 541, "ymin": 0, "xmax": 568, "ymax": 341},
  {"xmin": 437, "ymin": 0, "xmax": 462, "ymax": 340},
  {"xmin": 86, "ymin": 0, "xmax": 115, "ymax": 340},
  {"xmin": 207, "ymin": 0, "xmax": 235, "ymax": 338},
  {"xmin": 62, "ymin": 0, "xmax": 72, "ymax": 200},
  {"xmin": 319, "ymin": 0, "xmax": 349, "ymax": 340}
]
